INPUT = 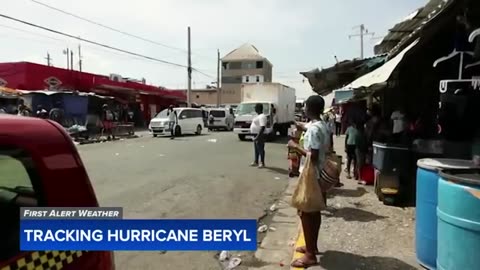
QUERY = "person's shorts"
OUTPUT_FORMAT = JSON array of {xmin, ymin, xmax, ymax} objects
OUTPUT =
[{"xmin": 346, "ymin": 145, "xmax": 356, "ymax": 160}]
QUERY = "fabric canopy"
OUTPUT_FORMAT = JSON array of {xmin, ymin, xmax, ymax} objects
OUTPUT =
[{"xmin": 346, "ymin": 39, "xmax": 419, "ymax": 90}]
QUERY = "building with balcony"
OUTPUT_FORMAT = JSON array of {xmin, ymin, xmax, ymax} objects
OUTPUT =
[{"xmin": 220, "ymin": 44, "xmax": 273, "ymax": 105}]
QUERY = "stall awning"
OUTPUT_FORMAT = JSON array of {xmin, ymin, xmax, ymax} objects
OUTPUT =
[
  {"xmin": 334, "ymin": 89, "xmax": 355, "ymax": 104},
  {"xmin": 346, "ymin": 39, "xmax": 419, "ymax": 90}
]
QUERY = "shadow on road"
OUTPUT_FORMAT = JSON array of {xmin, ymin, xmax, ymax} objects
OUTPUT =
[
  {"xmin": 324, "ymin": 207, "xmax": 387, "ymax": 222},
  {"xmin": 329, "ymin": 187, "xmax": 368, "ymax": 198},
  {"xmin": 266, "ymin": 166, "xmax": 290, "ymax": 175},
  {"xmin": 319, "ymin": 251, "xmax": 418, "ymax": 270}
]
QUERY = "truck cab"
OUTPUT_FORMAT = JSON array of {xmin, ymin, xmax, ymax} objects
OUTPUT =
[
  {"xmin": 0, "ymin": 115, "xmax": 114, "ymax": 270},
  {"xmin": 233, "ymin": 102, "xmax": 277, "ymax": 141}
]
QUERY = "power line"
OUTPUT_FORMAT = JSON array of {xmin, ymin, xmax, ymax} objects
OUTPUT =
[
  {"xmin": 0, "ymin": 14, "xmax": 219, "ymax": 78},
  {"xmin": 29, "ymin": 0, "xmax": 188, "ymax": 54}
]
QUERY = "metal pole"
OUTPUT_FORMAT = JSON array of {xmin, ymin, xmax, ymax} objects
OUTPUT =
[
  {"xmin": 360, "ymin": 24, "xmax": 364, "ymax": 60},
  {"xmin": 78, "ymin": 44, "xmax": 83, "ymax": 72},
  {"xmin": 217, "ymin": 49, "xmax": 221, "ymax": 107},
  {"xmin": 66, "ymin": 48, "xmax": 70, "ymax": 69},
  {"xmin": 187, "ymin": 26, "xmax": 192, "ymax": 107},
  {"xmin": 70, "ymin": 50, "xmax": 74, "ymax": 70}
]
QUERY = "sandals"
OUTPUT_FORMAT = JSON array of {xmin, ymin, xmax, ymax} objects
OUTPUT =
[
  {"xmin": 295, "ymin": 246, "xmax": 322, "ymax": 255},
  {"xmin": 290, "ymin": 257, "xmax": 318, "ymax": 268}
]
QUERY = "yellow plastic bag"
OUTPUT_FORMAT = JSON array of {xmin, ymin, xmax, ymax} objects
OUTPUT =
[{"xmin": 291, "ymin": 153, "xmax": 326, "ymax": 212}]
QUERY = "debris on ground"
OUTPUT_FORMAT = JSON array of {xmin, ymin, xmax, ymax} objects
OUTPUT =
[
  {"xmin": 257, "ymin": 225, "xmax": 268, "ymax": 233},
  {"xmin": 208, "ymin": 139, "xmax": 218, "ymax": 143},
  {"xmin": 269, "ymin": 203, "xmax": 277, "ymax": 212},
  {"xmin": 226, "ymin": 257, "xmax": 242, "ymax": 270},
  {"xmin": 269, "ymin": 226, "xmax": 277, "ymax": 232},
  {"xmin": 274, "ymin": 177, "xmax": 281, "ymax": 180},
  {"xmin": 219, "ymin": 251, "xmax": 229, "ymax": 261}
]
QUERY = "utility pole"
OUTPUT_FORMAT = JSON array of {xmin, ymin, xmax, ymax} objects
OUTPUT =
[
  {"xmin": 45, "ymin": 52, "xmax": 52, "ymax": 66},
  {"xmin": 349, "ymin": 24, "xmax": 374, "ymax": 59},
  {"xmin": 70, "ymin": 50, "xmax": 74, "ymax": 70},
  {"xmin": 216, "ymin": 49, "xmax": 221, "ymax": 107},
  {"xmin": 64, "ymin": 48, "xmax": 70, "ymax": 69},
  {"xmin": 187, "ymin": 26, "xmax": 192, "ymax": 107},
  {"xmin": 78, "ymin": 44, "xmax": 83, "ymax": 72}
]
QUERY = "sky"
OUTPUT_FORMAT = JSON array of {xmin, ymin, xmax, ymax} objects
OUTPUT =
[{"xmin": 1, "ymin": 0, "xmax": 427, "ymax": 99}]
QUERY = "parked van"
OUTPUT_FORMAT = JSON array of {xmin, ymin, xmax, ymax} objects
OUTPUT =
[
  {"xmin": 207, "ymin": 108, "xmax": 235, "ymax": 131},
  {"xmin": 149, "ymin": 107, "xmax": 204, "ymax": 137}
]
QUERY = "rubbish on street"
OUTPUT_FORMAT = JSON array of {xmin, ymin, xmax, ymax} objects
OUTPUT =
[
  {"xmin": 208, "ymin": 139, "xmax": 217, "ymax": 143},
  {"xmin": 141, "ymin": 145, "xmax": 145, "ymax": 148},
  {"xmin": 115, "ymin": 153, "xmax": 120, "ymax": 156},
  {"xmin": 274, "ymin": 177, "xmax": 280, "ymax": 180},
  {"xmin": 269, "ymin": 203, "xmax": 277, "ymax": 211},
  {"xmin": 269, "ymin": 226, "xmax": 277, "ymax": 232},
  {"xmin": 219, "ymin": 251, "xmax": 229, "ymax": 261},
  {"xmin": 158, "ymin": 154, "xmax": 165, "ymax": 157},
  {"xmin": 257, "ymin": 225, "xmax": 268, "ymax": 233},
  {"xmin": 226, "ymin": 258, "xmax": 241, "ymax": 269}
]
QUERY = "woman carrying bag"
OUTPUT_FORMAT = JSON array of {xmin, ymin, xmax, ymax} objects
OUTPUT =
[{"xmin": 288, "ymin": 95, "xmax": 340, "ymax": 268}]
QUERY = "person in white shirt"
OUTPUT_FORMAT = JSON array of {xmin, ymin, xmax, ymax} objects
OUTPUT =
[
  {"xmin": 167, "ymin": 105, "xmax": 177, "ymax": 140},
  {"xmin": 391, "ymin": 108, "xmax": 406, "ymax": 142},
  {"xmin": 334, "ymin": 111, "xmax": 342, "ymax": 136},
  {"xmin": 250, "ymin": 103, "xmax": 268, "ymax": 168}
]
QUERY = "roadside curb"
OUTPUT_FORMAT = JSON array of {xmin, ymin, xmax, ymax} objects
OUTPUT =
[
  {"xmin": 290, "ymin": 228, "xmax": 305, "ymax": 270},
  {"xmin": 250, "ymin": 179, "xmax": 300, "ymax": 270}
]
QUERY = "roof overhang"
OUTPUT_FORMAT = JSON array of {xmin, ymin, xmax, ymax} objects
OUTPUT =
[
  {"xmin": 300, "ymin": 55, "xmax": 387, "ymax": 96},
  {"xmin": 346, "ymin": 39, "xmax": 419, "ymax": 90}
]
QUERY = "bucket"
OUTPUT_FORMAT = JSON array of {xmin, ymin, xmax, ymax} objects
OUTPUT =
[{"xmin": 437, "ymin": 169, "xmax": 480, "ymax": 270}]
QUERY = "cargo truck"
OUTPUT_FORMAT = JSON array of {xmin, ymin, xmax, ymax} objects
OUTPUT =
[{"xmin": 234, "ymin": 83, "xmax": 296, "ymax": 141}]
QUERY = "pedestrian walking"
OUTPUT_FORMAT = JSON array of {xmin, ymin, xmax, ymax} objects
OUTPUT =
[
  {"xmin": 345, "ymin": 121, "xmax": 360, "ymax": 179},
  {"xmin": 250, "ymin": 103, "xmax": 267, "ymax": 168},
  {"xmin": 101, "ymin": 104, "xmax": 115, "ymax": 140},
  {"xmin": 287, "ymin": 95, "xmax": 330, "ymax": 268},
  {"xmin": 167, "ymin": 105, "xmax": 177, "ymax": 140},
  {"xmin": 334, "ymin": 110, "xmax": 342, "ymax": 136}
]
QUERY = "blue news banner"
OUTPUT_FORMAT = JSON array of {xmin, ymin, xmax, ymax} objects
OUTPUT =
[{"xmin": 20, "ymin": 208, "xmax": 257, "ymax": 251}]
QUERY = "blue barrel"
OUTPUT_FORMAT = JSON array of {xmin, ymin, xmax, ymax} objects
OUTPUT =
[
  {"xmin": 416, "ymin": 159, "xmax": 476, "ymax": 269},
  {"xmin": 437, "ymin": 169, "xmax": 480, "ymax": 270}
]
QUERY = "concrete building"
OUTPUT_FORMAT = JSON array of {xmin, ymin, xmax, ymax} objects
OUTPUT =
[{"xmin": 220, "ymin": 44, "xmax": 273, "ymax": 105}]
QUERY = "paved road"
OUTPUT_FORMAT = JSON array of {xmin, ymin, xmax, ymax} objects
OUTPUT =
[{"xmin": 77, "ymin": 131, "xmax": 290, "ymax": 270}]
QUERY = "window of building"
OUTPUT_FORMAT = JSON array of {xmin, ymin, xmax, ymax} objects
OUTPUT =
[
  {"xmin": 221, "ymin": 76, "xmax": 243, "ymax": 84},
  {"xmin": 229, "ymin": 62, "xmax": 242, "ymax": 70},
  {"xmin": 256, "ymin": 61, "xmax": 264, "ymax": 69},
  {"xmin": 242, "ymin": 62, "xmax": 255, "ymax": 69},
  {"xmin": 222, "ymin": 62, "xmax": 230, "ymax": 70},
  {"xmin": 245, "ymin": 76, "xmax": 250, "ymax": 83},
  {"xmin": 0, "ymin": 147, "xmax": 42, "ymax": 261},
  {"xmin": 196, "ymin": 94, "xmax": 200, "ymax": 99},
  {"xmin": 256, "ymin": 76, "xmax": 260, "ymax": 82}
]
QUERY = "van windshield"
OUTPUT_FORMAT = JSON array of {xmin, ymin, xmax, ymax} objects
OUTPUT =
[
  {"xmin": 155, "ymin": 108, "xmax": 178, "ymax": 118},
  {"xmin": 236, "ymin": 103, "xmax": 270, "ymax": 115},
  {"xmin": 210, "ymin": 110, "xmax": 226, "ymax": 117}
]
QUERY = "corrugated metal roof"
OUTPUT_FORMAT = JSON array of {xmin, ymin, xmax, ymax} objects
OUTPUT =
[{"xmin": 375, "ymin": 0, "xmax": 451, "ymax": 55}]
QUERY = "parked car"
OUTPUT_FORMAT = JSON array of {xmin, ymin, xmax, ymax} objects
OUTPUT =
[
  {"xmin": 149, "ymin": 107, "xmax": 204, "ymax": 137},
  {"xmin": 0, "ymin": 114, "xmax": 115, "ymax": 270},
  {"xmin": 207, "ymin": 108, "xmax": 235, "ymax": 131}
]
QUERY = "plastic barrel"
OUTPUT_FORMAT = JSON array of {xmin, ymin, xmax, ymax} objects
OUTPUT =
[
  {"xmin": 416, "ymin": 159, "xmax": 476, "ymax": 269},
  {"xmin": 437, "ymin": 169, "xmax": 480, "ymax": 270}
]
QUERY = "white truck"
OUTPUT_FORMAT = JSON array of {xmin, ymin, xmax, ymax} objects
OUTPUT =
[{"xmin": 234, "ymin": 83, "xmax": 296, "ymax": 141}]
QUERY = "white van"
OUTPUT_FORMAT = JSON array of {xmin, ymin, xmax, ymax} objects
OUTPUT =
[
  {"xmin": 207, "ymin": 108, "xmax": 235, "ymax": 131},
  {"xmin": 149, "ymin": 107, "xmax": 204, "ymax": 137}
]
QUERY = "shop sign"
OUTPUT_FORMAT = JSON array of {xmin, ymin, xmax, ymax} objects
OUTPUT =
[{"xmin": 44, "ymin": 77, "xmax": 62, "ymax": 89}]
